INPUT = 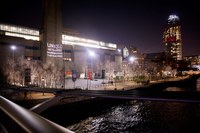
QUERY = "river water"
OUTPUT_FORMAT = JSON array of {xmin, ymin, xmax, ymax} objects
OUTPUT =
[
  {"xmin": 2, "ymin": 79, "xmax": 200, "ymax": 133},
  {"xmin": 14, "ymin": 85, "xmax": 200, "ymax": 133},
  {"xmin": 65, "ymin": 87, "xmax": 200, "ymax": 133},
  {"xmin": 67, "ymin": 100, "xmax": 200, "ymax": 133}
]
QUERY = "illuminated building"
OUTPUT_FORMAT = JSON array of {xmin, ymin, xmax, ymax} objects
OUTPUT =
[
  {"xmin": 0, "ymin": 24, "xmax": 39, "ymax": 41},
  {"xmin": 184, "ymin": 55, "xmax": 200, "ymax": 66},
  {"xmin": 0, "ymin": 23, "xmax": 41, "ymax": 61},
  {"xmin": 0, "ymin": 0, "xmax": 125, "ymax": 87},
  {"xmin": 0, "ymin": 0, "xmax": 122, "ymax": 80},
  {"xmin": 0, "ymin": 22, "xmax": 121, "ymax": 76},
  {"xmin": 40, "ymin": 0, "xmax": 121, "ymax": 78},
  {"xmin": 163, "ymin": 14, "xmax": 182, "ymax": 61}
]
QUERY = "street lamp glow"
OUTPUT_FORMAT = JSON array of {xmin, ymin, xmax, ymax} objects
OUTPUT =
[
  {"xmin": 89, "ymin": 50, "xmax": 95, "ymax": 57},
  {"xmin": 11, "ymin": 45, "xmax": 16, "ymax": 85},
  {"xmin": 11, "ymin": 45, "xmax": 16, "ymax": 50},
  {"xmin": 129, "ymin": 56, "xmax": 136, "ymax": 62}
]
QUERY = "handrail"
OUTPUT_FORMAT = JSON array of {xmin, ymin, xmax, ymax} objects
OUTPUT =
[
  {"xmin": 0, "ymin": 96, "xmax": 74, "ymax": 133},
  {"xmin": 30, "ymin": 96, "xmax": 63, "ymax": 114}
]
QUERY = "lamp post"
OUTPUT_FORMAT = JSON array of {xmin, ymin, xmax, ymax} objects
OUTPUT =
[
  {"xmin": 86, "ymin": 50, "xmax": 95, "ymax": 90},
  {"xmin": 11, "ymin": 45, "xmax": 16, "ymax": 85},
  {"xmin": 129, "ymin": 56, "xmax": 137, "ymax": 81},
  {"xmin": 114, "ymin": 72, "xmax": 117, "ymax": 90},
  {"xmin": 63, "ymin": 50, "xmax": 66, "ymax": 89},
  {"xmin": 129, "ymin": 56, "xmax": 136, "ymax": 63}
]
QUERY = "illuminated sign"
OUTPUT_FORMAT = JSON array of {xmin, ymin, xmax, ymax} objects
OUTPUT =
[{"xmin": 47, "ymin": 43, "xmax": 63, "ymax": 58}]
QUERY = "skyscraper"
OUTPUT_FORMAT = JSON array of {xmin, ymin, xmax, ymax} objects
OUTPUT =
[{"xmin": 163, "ymin": 14, "xmax": 182, "ymax": 61}]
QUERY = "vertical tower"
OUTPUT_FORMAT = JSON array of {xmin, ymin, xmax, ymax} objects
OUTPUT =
[
  {"xmin": 40, "ymin": 0, "xmax": 63, "ymax": 65},
  {"xmin": 163, "ymin": 14, "xmax": 182, "ymax": 61}
]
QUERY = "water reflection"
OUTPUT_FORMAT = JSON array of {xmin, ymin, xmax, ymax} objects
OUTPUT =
[
  {"xmin": 164, "ymin": 87, "xmax": 186, "ymax": 91},
  {"xmin": 67, "ymin": 100, "xmax": 200, "ymax": 133}
]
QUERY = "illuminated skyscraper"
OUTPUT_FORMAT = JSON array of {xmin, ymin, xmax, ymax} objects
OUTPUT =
[{"xmin": 163, "ymin": 14, "xmax": 182, "ymax": 61}]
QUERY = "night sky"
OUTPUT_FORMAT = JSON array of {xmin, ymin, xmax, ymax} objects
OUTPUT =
[{"xmin": 1, "ymin": 0, "xmax": 200, "ymax": 56}]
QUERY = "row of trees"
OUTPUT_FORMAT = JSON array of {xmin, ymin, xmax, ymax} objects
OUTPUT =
[
  {"xmin": 2, "ymin": 56, "xmax": 63, "ymax": 88},
  {"xmin": 0, "ymin": 54, "xmax": 179, "ymax": 88}
]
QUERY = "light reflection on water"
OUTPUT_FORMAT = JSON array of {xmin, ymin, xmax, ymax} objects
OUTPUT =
[
  {"xmin": 67, "ymin": 100, "xmax": 200, "ymax": 133},
  {"xmin": 164, "ymin": 87, "xmax": 186, "ymax": 91}
]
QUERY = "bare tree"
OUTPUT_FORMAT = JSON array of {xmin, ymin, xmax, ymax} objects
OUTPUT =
[{"xmin": 4, "ymin": 56, "xmax": 64, "ymax": 88}]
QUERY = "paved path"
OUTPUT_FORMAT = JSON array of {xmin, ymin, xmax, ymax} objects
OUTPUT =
[
  {"xmin": 65, "ymin": 78, "xmax": 143, "ymax": 90},
  {"xmin": 64, "ymin": 76, "xmax": 190, "ymax": 90},
  {"xmin": 0, "ymin": 76, "xmax": 191, "ymax": 101}
]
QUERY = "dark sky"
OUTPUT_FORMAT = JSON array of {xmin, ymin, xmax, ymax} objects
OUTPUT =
[{"xmin": 1, "ymin": 0, "xmax": 200, "ymax": 56}]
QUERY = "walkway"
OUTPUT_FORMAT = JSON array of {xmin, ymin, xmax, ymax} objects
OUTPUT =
[
  {"xmin": 65, "ymin": 78, "xmax": 144, "ymax": 90},
  {"xmin": 0, "ymin": 76, "xmax": 192, "ymax": 101}
]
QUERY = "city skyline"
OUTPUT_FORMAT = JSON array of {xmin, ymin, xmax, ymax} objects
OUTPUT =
[{"xmin": 0, "ymin": 0, "xmax": 199, "ymax": 56}]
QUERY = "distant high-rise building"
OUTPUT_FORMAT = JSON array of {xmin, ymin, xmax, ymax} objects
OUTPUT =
[{"xmin": 163, "ymin": 14, "xmax": 182, "ymax": 61}]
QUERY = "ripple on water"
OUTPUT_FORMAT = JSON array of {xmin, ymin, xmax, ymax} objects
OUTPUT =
[
  {"xmin": 67, "ymin": 100, "xmax": 200, "ymax": 133},
  {"xmin": 67, "ymin": 100, "xmax": 151, "ymax": 133}
]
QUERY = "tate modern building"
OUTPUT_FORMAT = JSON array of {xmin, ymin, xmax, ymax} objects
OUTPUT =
[{"xmin": 0, "ymin": 0, "xmax": 122, "ymax": 86}]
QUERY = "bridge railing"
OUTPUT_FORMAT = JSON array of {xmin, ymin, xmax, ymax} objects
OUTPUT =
[{"xmin": 0, "ymin": 96, "xmax": 74, "ymax": 133}]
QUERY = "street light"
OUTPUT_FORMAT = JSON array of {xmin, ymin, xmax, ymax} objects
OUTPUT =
[
  {"xmin": 129, "ymin": 56, "xmax": 136, "ymax": 63},
  {"xmin": 129, "ymin": 56, "xmax": 138, "ymax": 81},
  {"xmin": 63, "ymin": 50, "xmax": 66, "ymax": 89},
  {"xmin": 11, "ymin": 45, "xmax": 16, "ymax": 85},
  {"xmin": 86, "ymin": 50, "xmax": 95, "ymax": 89},
  {"xmin": 11, "ymin": 45, "xmax": 16, "ymax": 62},
  {"xmin": 89, "ymin": 50, "xmax": 95, "ymax": 57},
  {"xmin": 117, "ymin": 49, "xmax": 121, "ymax": 53}
]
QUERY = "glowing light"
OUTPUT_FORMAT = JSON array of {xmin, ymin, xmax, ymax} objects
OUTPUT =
[
  {"xmin": 62, "ymin": 34, "xmax": 117, "ymax": 50},
  {"xmin": 11, "ymin": 45, "xmax": 16, "ymax": 50},
  {"xmin": 0, "ymin": 24, "xmax": 39, "ymax": 41},
  {"xmin": 0, "ymin": 23, "xmax": 39, "ymax": 36},
  {"xmin": 129, "ymin": 56, "xmax": 136, "ymax": 62},
  {"xmin": 47, "ymin": 43, "xmax": 63, "ymax": 58},
  {"xmin": 5, "ymin": 32, "xmax": 39, "ymax": 41},
  {"xmin": 88, "ymin": 50, "xmax": 95, "ymax": 57},
  {"xmin": 168, "ymin": 15, "xmax": 179, "ymax": 21}
]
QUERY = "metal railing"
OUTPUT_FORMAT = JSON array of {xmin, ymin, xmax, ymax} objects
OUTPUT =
[{"xmin": 0, "ymin": 96, "xmax": 74, "ymax": 133}]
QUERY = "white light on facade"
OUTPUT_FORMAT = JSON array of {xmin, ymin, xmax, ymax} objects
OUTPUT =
[
  {"xmin": 0, "ymin": 24, "xmax": 39, "ymax": 36},
  {"xmin": 5, "ymin": 32, "xmax": 39, "ymax": 41},
  {"xmin": 62, "ymin": 34, "xmax": 117, "ymax": 50}
]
